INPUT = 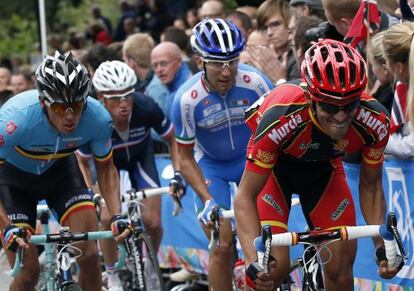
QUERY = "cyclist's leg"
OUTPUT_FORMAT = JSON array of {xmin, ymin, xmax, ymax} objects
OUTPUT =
[
  {"xmin": 303, "ymin": 161, "xmax": 357, "ymax": 290},
  {"xmin": 49, "ymin": 156, "xmax": 101, "ymax": 291},
  {"xmin": 194, "ymin": 171, "xmax": 234, "ymax": 290},
  {"xmin": 131, "ymin": 156, "xmax": 162, "ymax": 252},
  {"xmin": 256, "ymin": 173, "xmax": 291, "ymax": 285},
  {"xmin": 0, "ymin": 185, "xmax": 40, "ymax": 291}
]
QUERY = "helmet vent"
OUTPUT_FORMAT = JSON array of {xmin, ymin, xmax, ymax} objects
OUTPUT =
[
  {"xmin": 335, "ymin": 51, "xmax": 343, "ymax": 62},
  {"xmin": 349, "ymin": 63, "xmax": 356, "ymax": 86},
  {"xmin": 339, "ymin": 67, "xmax": 346, "ymax": 87},
  {"xmin": 313, "ymin": 62, "xmax": 322, "ymax": 84}
]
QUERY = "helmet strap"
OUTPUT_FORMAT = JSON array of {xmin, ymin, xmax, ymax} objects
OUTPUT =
[{"xmin": 202, "ymin": 62, "xmax": 209, "ymax": 84}]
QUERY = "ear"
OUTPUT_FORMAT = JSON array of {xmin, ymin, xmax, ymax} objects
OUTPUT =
[
  {"xmin": 194, "ymin": 55, "xmax": 204, "ymax": 70},
  {"xmin": 39, "ymin": 97, "xmax": 46, "ymax": 109},
  {"xmin": 341, "ymin": 17, "xmax": 353, "ymax": 32}
]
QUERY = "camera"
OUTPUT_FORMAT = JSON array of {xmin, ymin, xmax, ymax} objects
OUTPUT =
[{"xmin": 305, "ymin": 21, "xmax": 343, "ymax": 43}]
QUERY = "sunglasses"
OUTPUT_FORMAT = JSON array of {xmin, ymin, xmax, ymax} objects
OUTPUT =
[
  {"xmin": 103, "ymin": 88, "xmax": 134, "ymax": 102},
  {"xmin": 201, "ymin": 57, "xmax": 240, "ymax": 70},
  {"xmin": 47, "ymin": 101, "xmax": 85, "ymax": 116},
  {"xmin": 317, "ymin": 100, "xmax": 360, "ymax": 114}
]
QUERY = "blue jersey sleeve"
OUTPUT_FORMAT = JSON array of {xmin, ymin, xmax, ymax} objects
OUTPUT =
[{"xmin": 0, "ymin": 102, "xmax": 25, "ymax": 162}]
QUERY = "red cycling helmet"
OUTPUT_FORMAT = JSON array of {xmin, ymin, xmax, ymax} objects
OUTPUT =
[{"xmin": 301, "ymin": 39, "xmax": 367, "ymax": 105}]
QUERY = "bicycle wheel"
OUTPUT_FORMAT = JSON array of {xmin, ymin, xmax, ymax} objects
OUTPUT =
[{"xmin": 127, "ymin": 232, "xmax": 165, "ymax": 291}]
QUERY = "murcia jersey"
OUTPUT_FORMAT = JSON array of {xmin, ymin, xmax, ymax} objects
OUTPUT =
[
  {"xmin": 0, "ymin": 90, "xmax": 113, "ymax": 175},
  {"xmin": 246, "ymin": 83, "xmax": 390, "ymax": 174},
  {"xmin": 172, "ymin": 63, "xmax": 273, "ymax": 161}
]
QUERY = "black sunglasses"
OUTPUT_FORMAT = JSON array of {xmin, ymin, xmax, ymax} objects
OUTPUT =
[{"xmin": 317, "ymin": 100, "xmax": 360, "ymax": 114}]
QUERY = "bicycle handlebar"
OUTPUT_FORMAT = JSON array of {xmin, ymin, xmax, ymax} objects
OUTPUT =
[
  {"xmin": 254, "ymin": 212, "xmax": 406, "ymax": 271},
  {"xmin": 10, "ymin": 229, "xmax": 127, "ymax": 277},
  {"xmin": 121, "ymin": 186, "xmax": 183, "ymax": 216}
]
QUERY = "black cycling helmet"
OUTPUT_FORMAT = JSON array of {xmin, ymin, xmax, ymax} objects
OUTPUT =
[{"xmin": 36, "ymin": 51, "xmax": 91, "ymax": 104}]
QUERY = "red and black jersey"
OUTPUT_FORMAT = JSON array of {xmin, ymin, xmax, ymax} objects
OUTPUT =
[{"xmin": 245, "ymin": 83, "xmax": 390, "ymax": 174}]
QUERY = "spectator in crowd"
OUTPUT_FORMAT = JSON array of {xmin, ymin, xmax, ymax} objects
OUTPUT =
[
  {"xmin": 199, "ymin": 0, "xmax": 225, "ymax": 19},
  {"xmin": 322, "ymin": 0, "xmax": 398, "ymax": 37},
  {"xmin": 151, "ymin": 41, "xmax": 192, "ymax": 119},
  {"xmin": 91, "ymin": 4, "xmax": 113, "ymax": 35},
  {"xmin": 89, "ymin": 21, "xmax": 113, "ymax": 46},
  {"xmin": 290, "ymin": 0, "xmax": 326, "ymax": 19},
  {"xmin": 248, "ymin": 0, "xmax": 300, "ymax": 84},
  {"xmin": 382, "ymin": 22, "xmax": 414, "ymax": 159},
  {"xmin": 173, "ymin": 17, "xmax": 188, "ymax": 31},
  {"xmin": 236, "ymin": 6, "xmax": 258, "ymax": 28},
  {"xmin": 186, "ymin": 8, "xmax": 199, "ymax": 33},
  {"xmin": 239, "ymin": 30, "xmax": 268, "ymax": 66},
  {"xmin": 0, "ymin": 67, "xmax": 13, "ymax": 106},
  {"xmin": 113, "ymin": 0, "xmax": 137, "ymax": 41},
  {"xmin": 64, "ymin": 29, "xmax": 87, "ymax": 61},
  {"xmin": 147, "ymin": 0, "xmax": 173, "ymax": 43},
  {"xmin": 10, "ymin": 68, "xmax": 35, "ymax": 95},
  {"xmin": 48, "ymin": 34, "xmax": 63, "ymax": 54},
  {"xmin": 122, "ymin": 33, "xmax": 169, "ymax": 110},
  {"xmin": 367, "ymin": 31, "xmax": 394, "ymax": 113},
  {"xmin": 81, "ymin": 44, "xmax": 121, "ymax": 78},
  {"xmin": 227, "ymin": 10, "xmax": 254, "ymax": 39},
  {"xmin": 161, "ymin": 26, "xmax": 191, "ymax": 63}
]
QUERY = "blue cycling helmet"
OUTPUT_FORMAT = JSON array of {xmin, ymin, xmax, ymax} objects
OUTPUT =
[{"xmin": 190, "ymin": 18, "xmax": 245, "ymax": 61}]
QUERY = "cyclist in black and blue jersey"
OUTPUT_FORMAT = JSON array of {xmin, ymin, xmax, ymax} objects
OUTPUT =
[
  {"xmin": 0, "ymin": 52, "xmax": 129, "ymax": 291},
  {"xmin": 76, "ymin": 60, "xmax": 185, "ymax": 290}
]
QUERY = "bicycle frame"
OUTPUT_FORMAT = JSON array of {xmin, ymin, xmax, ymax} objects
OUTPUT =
[{"xmin": 10, "ymin": 205, "xmax": 126, "ymax": 291}]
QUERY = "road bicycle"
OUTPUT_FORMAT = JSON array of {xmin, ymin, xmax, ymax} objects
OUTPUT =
[
  {"xmin": 119, "ymin": 186, "xmax": 176, "ymax": 291},
  {"xmin": 10, "ymin": 204, "xmax": 127, "ymax": 291},
  {"xmin": 255, "ymin": 212, "xmax": 407, "ymax": 291}
]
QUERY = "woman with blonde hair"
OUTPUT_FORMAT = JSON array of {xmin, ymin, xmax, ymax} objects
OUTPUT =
[{"xmin": 382, "ymin": 21, "xmax": 414, "ymax": 158}]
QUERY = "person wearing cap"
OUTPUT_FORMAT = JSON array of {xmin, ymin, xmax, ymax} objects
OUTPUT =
[
  {"xmin": 290, "ymin": 0, "xmax": 326, "ymax": 19},
  {"xmin": 235, "ymin": 39, "xmax": 402, "ymax": 290}
]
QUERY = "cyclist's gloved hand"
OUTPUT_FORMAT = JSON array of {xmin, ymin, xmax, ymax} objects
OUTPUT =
[
  {"xmin": 245, "ymin": 259, "xmax": 277, "ymax": 290},
  {"xmin": 2, "ymin": 224, "xmax": 29, "ymax": 252},
  {"xmin": 375, "ymin": 245, "xmax": 404, "ymax": 279},
  {"xmin": 169, "ymin": 171, "xmax": 187, "ymax": 198},
  {"xmin": 110, "ymin": 214, "xmax": 131, "ymax": 242},
  {"xmin": 197, "ymin": 199, "xmax": 221, "ymax": 227}
]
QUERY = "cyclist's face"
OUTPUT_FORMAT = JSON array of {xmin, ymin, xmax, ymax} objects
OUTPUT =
[
  {"xmin": 42, "ymin": 100, "xmax": 84, "ymax": 134},
  {"xmin": 198, "ymin": 56, "xmax": 239, "ymax": 94},
  {"xmin": 103, "ymin": 90, "xmax": 134, "ymax": 124},
  {"xmin": 314, "ymin": 101, "xmax": 358, "ymax": 140}
]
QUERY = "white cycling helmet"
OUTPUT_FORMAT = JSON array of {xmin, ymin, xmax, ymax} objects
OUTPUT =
[{"xmin": 92, "ymin": 60, "xmax": 137, "ymax": 92}]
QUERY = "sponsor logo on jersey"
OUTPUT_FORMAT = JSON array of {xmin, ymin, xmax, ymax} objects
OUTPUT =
[
  {"xmin": 333, "ymin": 139, "xmax": 349, "ymax": 152},
  {"xmin": 65, "ymin": 141, "xmax": 78, "ymax": 149},
  {"xmin": 299, "ymin": 142, "xmax": 320, "ymax": 150},
  {"xmin": 255, "ymin": 149, "xmax": 275, "ymax": 163},
  {"xmin": 62, "ymin": 137, "xmax": 82, "ymax": 142},
  {"xmin": 231, "ymin": 99, "xmax": 249, "ymax": 107},
  {"xmin": 261, "ymin": 194, "xmax": 284, "ymax": 215},
  {"xmin": 243, "ymin": 75, "xmax": 251, "ymax": 83},
  {"xmin": 367, "ymin": 147, "xmax": 384, "ymax": 160},
  {"xmin": 191, "ymin": 90, "xmax": 198, "ymax": 99},
  {"xmin": 268, "ymin": 114, "xmax": 303, "ymax": 144},
  {"xmin": 0, "ymin": 134, "xmax": 4, "ymax": 146},
  {"xmin": 8, "ymin": 213, "xmax": 29, "ymax": 221},
  {"xmin": 203, "ymin": 98, "xmax": 210, "ymax": 106},
  {"xmin": 355, "ymin": 108, "xmax": 388, "ymax": 141},
  {"xmin": 130, "ymin": 127, "xmax": 146, "ymax": 138},
  {"xmin": 203, "ymin": 103, "xmax": 222, "ymax": 117},
  {"xmin": 331, "ymin": 199, "xmax": 350, "ymax": 221},
  {"xmin": 65, "ymin": 194, "xmax": 93, "ymax": 208},
  {"xmin": 5, "ymin": 120, "xmax": 17, "ymax": 135}
]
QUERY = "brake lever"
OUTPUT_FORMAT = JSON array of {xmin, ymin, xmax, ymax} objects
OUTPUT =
[
  {"xmin": 172, "ymin": 196, "xmax": 183, "ymax": 216},
  {"xmin": 261, "ymin": 225, "xmax": 272, "ymax": 274},
  {"xmin": 387, "ymin": 212, "xmax": 408, "ymax": 260},
  {"xmin": 208, "ymin": 206, "xmax": 220, "ymax": 249}
]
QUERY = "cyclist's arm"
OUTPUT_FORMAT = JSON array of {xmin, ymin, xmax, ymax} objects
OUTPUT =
[
  {"xmin": 163, "ymin": 129, "xmax": 180, "ymax": 171},
  {"xmin": 95, "ymin": 156, "xmax": 120, "ymax": 216},
  {"xmin": 75, "ymin": 152, "xmax": 94, "ymax": 189},
  {"xmin": 177, "ymin": 144, "xmax": 210, "ymax": 202},
  {"xmin": 359, "ymin": 164, "xmax": 386, "ymax": 248},
  {"xmin": 234, "ymin": 168, "xmax": 269, "ymax": 264}
]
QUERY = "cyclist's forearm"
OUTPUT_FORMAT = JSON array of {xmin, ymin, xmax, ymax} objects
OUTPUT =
[
  {"xmin": 0, "ymin": 202, "xmax": 10, "ymax": 230},
  {"xmin": 234, "ymin": 191, "xmax": 261, "ymax": 264},
  {"xmin": 96, "ymin": 161, "xmax": 121, "ymax": 216},
  {"xmin": 75, "ymin": 153, "xmax": 94, "ymax": 188},
  {"xmin": 180, "ymin": 157, "xmax": 211, "ymax": 202}
]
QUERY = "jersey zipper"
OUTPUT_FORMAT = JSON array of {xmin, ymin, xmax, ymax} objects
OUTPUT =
[{"xmin": 222, "ymin": 97, "xmax": 235, "ymax": 150}]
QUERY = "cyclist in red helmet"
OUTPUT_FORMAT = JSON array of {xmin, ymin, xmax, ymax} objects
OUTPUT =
[{"xmin": 235, "ymin": 39, "xmax": 402, "ymax": 290}]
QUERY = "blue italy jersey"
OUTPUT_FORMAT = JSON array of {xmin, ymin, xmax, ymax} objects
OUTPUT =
[
  {"xmin": 172, "ymin": 63, "xmax": 273, "ymax": 161},
  {"xmin": 0, "ymin": 90, "xmax": 113, "ymax": 175}
]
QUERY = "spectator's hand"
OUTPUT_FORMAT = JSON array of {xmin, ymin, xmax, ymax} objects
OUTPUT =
[
  {"xmin": 239, "ymin": 51, "xmax": 252, "ymax": 65},
  {"xmin": 247, "ymin": 44, "xmax": 288, "ymax": 84},
  {"xmin": 245, "ymin": 259, "xmax": 277, "ymax": 290},
  {"xmin": 197, "ymin": 199, "xmax": 221, "ymax": 227},
  {"xmin": 169, "ymin": 171, "xmax": 187, "ymax": 199},
  {"xmin": 2, "ymin": 224, "xmax": 29, "ymax": 252},
  {"xmin": 375, "ymin": 245, "xmax": 404, "ymax": 279},
  {"xmin": 110, "ymin": 214, "xmax": 132, "ymax": 243}
]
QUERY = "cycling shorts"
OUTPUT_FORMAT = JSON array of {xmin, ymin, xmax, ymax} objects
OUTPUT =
[
  {"xmin": 0, "ymin": 155, "xmax": 93, "ymax": 232},
  {"xmin": 257, "ymin": 154, "xmax": 356, "ymax": 234}
]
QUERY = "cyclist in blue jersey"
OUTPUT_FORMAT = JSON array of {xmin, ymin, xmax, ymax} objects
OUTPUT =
[
  {"xmin": 0, "ymin": 52, "xmax": 129, "ymax": 291},
  {"xmin": 76, "ymin": 60, "xmax": 186, "ymax": 290},
  {"xmin": 171, "ymin": 18, "xmax": 274, "ymax": 290}
]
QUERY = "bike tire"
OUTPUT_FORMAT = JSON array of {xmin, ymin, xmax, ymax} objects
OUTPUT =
[
  {"xmin": 61, "ymin": 283, "xmax": 82, "ymax": 291},
  {"xmin": 128, "ymin": 232, "xmax": 165, "ymax": 291}
]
